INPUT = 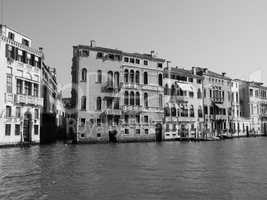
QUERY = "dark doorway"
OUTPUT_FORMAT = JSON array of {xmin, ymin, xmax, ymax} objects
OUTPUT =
[
  {"xmin": 109, "ymin": 130, "xmax": 117, "ymax": 143},
  {"xmin": 264, "ymin": 123, "xmax": 267, "ymax": 136},
  {"xmin": 246, "ymin": 126, "xmax": 249, "ymax": 137},
  {"xmin": 155, "ymin": 123, "xmax": 162, "ymax": 142},
  {"xmin": 23, "ymin": 112, "xmax": 32, "ymax": 143}
]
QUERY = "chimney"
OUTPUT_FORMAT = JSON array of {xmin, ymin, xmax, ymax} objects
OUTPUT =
[
  {"xmin": 192, "ymin": 67, "xmax": 196, "ymax": 75},
  {"xmin": 90, "ymin": 40, "xmax": 96, "ymax": 47},
  {"xmin": 203, "ymin": 68, "xmax": 208, "ymax": 74},
  {"xmin": 150, "ymin": 50, "xmax": 155, "ymax": 57},
  {"xmin": 39, "ymin": 47, "xmax": 45, "ymax": 60},
  {"xmin": 222, "ymin": 72, "xmax": 226, "ymax": 76}
]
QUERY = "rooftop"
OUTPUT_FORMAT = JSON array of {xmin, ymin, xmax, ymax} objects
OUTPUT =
[{"xmin": 74, "ymin": 45, "xmax": 165, "ymax": 62}]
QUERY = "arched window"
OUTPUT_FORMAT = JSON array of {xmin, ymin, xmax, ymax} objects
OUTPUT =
[
  {"xmin": 144, "ymin": 92, "xmax": 148, "ymax": 107},
  {"xmin": 158, "ymin": 74, "xmax": 163, "ymax": 86},
  {"xmin": 124, "ymin": 91, "xmax": 129, "ymax": 105},
  {"xmin": 198, "ymin": 106, "xmax": 203, "ymax": 118},
  {"xmin": 97, "ymin": 70, "xmax": 102, "ymax": 83},
  {"xmin": 181, "ymin": 105, "xmax": 188, "ymax": 117},
  {"xmin": 114, "ymin": 72, "xmax": 120, "ymax": 88},
  {"xmin": 164, "ymin": 84, "xmax": 169, "ymax": 95},
  {"xmin": 130, "ymin": 91, "xmax": 135, "ymax": 105},
  {"xmin": 124, "ymin": 69, "xmax": 129, "ymax": 83},
  {"xmin": 96, "ymin": 97, "xmax": 101, "ymax": 110},
  {"xmin": 130, "ymin": 70, "xmax": 134, "ymax": 83},
  {"xmin": 136, "ymin": 92, "xmax": 140, "ymax": 105},
  {"xmin": 190, "ymin": 105, "xmax": 194, "ymax": 117},
  {"xmin": 197, "ymin": 89, "xmax": 202, "ymax": 99},
  {"xmin": 81, "ymin": 96, "xmax": 86, "ymax": 110},
  {"xmin": 144, "ymin": 72, "xmax": 148, "ymax": 84},
  {"xmin": 81, "ymin": 68, "xmax": 87, "ymax": 81},
  {"xmin": 171, "ymin": 106, "xmax": 176, "ymax": 116},
  {"xmin": 107, "ymin": 71, "xmax": 113, "ymax": 85},
  {"xmin": 164, "ymin": 107, "xmax": 170, "ymax": 116},
  {"xmin": 135, "ymin": 71, "xmax": 140, "ymax": 84},
  {"xmin": 171, "ymin": 84, "xmax": 175, "ymax": 96}
]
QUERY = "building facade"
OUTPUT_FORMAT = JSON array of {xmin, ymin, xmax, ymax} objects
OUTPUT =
[
  {"xmin": 40, "ymin": 62, "xmax": 60, "ymax": 143},
  {"xmin": 196, "ymin": 68, "xmax": 232, "ymax": 137},
  {"xmin": 71, "ymin": 43, "xmax": 165, "ymax": 143},
  {"xmin": 0, "ymin": 25, "xmax": 43, "ymax": 145},
  {"xmin": 163, "ymin": 67, "xmax": 204, "ymax": 140}
]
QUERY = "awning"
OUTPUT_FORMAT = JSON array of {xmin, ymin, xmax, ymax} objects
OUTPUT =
[
  {"xmin": 215, "ymin": 103, "xmax": 225, "ymax": 109},
  {"xmin": 176, "ymin": 82, "xmax": 193, "ymax": 92}
]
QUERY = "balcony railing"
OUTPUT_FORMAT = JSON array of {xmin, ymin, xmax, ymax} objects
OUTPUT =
[
  {"xmin": 15, "ymin": 94, "xmax": 43, "ymax": 106},
  {"xmin": 103, "ymin": 108, "xmax": 122, "ymax": 116},
  {"xmin": 122, "ymin": 105, "xmax": 143, "ymax": 113},
  {"xmin": 211, "ymin": 97, "xmax": 224, "ymax": 103}
]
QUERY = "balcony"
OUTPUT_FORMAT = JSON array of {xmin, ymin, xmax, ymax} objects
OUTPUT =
[
  {"xmin": 122, "ymin": 105, "xmax": 143, "ymax": 113},
  {"xmin": 15, "ymin": 94, "xmax": 43, "ymax": 106},
  {"xmin": 5, "ymin": 93, "xmax": 14, "ymax": 103},
  {"xmin": 143, "ymin": 106, "xmax": 164, "ymax": 113},
  {"xmin": 101, "ymin": 81, "xmax": 120, "ymax": 93},
  {"xmin": 215, "ymin": 115, "xmax": 228, "ymax": 120},
  {"xmin": 103, "ymin": 108, "xmax": 122, "ymax": 116},
  {"xmin": 211, "ymin": 97, "xmax": 224, "ymax": 103}
]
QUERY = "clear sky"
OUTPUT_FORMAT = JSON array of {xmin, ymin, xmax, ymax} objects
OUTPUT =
[{"xmin": 2, "ymin": 0, "xmax": 267, "ymax": 96}]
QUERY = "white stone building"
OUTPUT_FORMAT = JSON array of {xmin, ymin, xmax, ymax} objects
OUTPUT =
[{"xmin": 0, "ymin": 25, "xmax": 43, "ymax": 145}]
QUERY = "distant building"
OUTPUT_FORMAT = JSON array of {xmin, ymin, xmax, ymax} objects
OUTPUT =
[
  {"xmin": 0, "ymin": 25, "xmax": 43, "ymax": 145},
  {"xmin": 71, "ymin": 42, "xmax": 165, "ymax": 143},
  {"xmin": 40, "ymin": 62, "xmax": 64, "ymax": 142},
  {"xmin": 238, "ymin": 80, "xmax": 267, "ymax": 135},
  {"xmin": 196, "ymin": 68, "xmax": 232, "ymax": 137},
  {"xmin": 163, "ymin": 67, "xmax": 204, "ymax": 140}
]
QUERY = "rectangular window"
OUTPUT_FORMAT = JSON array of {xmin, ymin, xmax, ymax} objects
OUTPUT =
[
  {"xmin": 188, "ymin": 77, "xmax": 193, "ymax": 82},
  {"xmin": 157, "ymin": 63, "xmax": 163, "ymax": 68},
  {"xmin": 22, "ymin": 38, "xmax": 29, "ymax": 46},
  {"xmin": 124, "ymin": 57, "xmax": 129, "ymax": 62},
  {"xmin": 250, "ymin": 89, "xmax": 253, "ymax": 97},
  {"xmin": 8, "ymin": 32, "xmax": 15, "ymax": 40},
  {"xmin": 130, "ymin": 58, "xmax": 135, "ymax": 63},
  {"xmin": 6, "ymin": 75, "xmax": 12, "ymax": 93},
  {"xmin": 6, "ymin": 106, "xmax": 11, "ymax": 117},
  {"xmin": 135, "ymin": 59, "xmax": 140, "ymax": 64},
  {"xmin": 144, "ymin": 60, "xmax": 148, "ymax": 65},
  {"xmin": 125, "ymin": 129, "xmax": 129, "ymax": 134},
  {"xmin": 136, "ymin": 129, "xmax": 140, "ymax": 134},
  {"xmin": 5, "ymin": 124, "xmax": 11, "ymax": 136},
  {"xmin": 24, "ymin": 81, "xmax": 32, "ymax": 95},
  {"xmin": 144, "ymin": 115, "xmax": 148, "ymax": 123},
  {"xmin": 125, "ymin": 115, "xmax": 129, "ymax": 123},
  {"xmin": 16, "ymin": 79, "xmax": 23, "ymax": 94},
  {"xmin": 145, "ymin": 129, "xmax": 149, "ymax": 134},
  {"xmin": 34, "ymin": 125, "xmax": 39, "ymax": 135},
  {"xmin": 15, "ymin": 124, "xmax": 20, "ymax": 136},
  {"xmin": 33, "ymin": 84, "xmax": 39, "ymax": 97},
  {"xmin": 197, "ymin": 79, "xmax": 202, "ymax": 84},
  {"xmin": 16, "ymin": 107, "xmax": 21, "ymax": 118},
  {"xmin": 136, "ymin": 115, "xmax": 140, "ymax": 123},
  {"xmin": 34, "ymin": 109, "xmax": 39, "ymax": 119}
]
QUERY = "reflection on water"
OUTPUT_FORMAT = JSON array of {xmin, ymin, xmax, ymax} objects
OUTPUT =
[{"xmin": 1, "ymin": 138, "xmax": 267, "ymax": 200}]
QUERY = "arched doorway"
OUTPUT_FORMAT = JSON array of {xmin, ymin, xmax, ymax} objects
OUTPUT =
[
  {"xmin": 109, "ymin": 130, "xmax": 117, "ymax": 143},
  {"xmin": 155, "ymin": 123, "xmax": 162, "ymax": 142},
  {"xmin": 23, "ymin": 112, "xmax": 32, "ymax": 143}
]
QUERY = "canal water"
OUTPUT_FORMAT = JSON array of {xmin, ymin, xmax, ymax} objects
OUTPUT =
[{"xmin": 1, "ymin": 138, "xmax": 267, "ymax": 200}]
